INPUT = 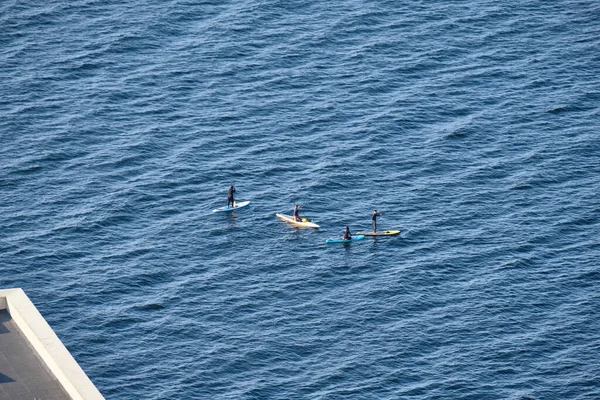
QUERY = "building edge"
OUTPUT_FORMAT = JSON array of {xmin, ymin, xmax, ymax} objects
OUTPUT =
[{"xmin": 0, "ymin": 288, "xmax": 105, "ymax": 400}]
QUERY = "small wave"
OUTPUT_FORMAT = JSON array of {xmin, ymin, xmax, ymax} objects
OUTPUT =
[
  {"xmin": 134, "ymin": 303, "xmax": 166, "ymax": 311},
  {"xmin": 510, "ymin": 183, "xmax": 533, "ymax": 190},
  {"xmin": 548, "ymin": 106, "xmax": 568, "ymax": 114},
  {"xmin": 445, "ymin": 130, "xmax": 468, "ymax": 139}
]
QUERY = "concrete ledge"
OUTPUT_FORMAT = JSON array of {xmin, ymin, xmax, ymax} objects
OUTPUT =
[{"xmin": 0, "ymin": 288, "xmax": 104, "ymax": 400}]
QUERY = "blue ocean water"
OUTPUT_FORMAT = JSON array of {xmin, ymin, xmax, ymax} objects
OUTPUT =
[{"xmin": 1, "ymin": 0, "xmax": 600, "ymax": 398}]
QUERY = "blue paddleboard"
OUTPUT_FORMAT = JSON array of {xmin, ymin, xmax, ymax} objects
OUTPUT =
[
  {"xmin": 212, "ymin": 201, "xmax": 250, "ymax": 213},
  {"xmin": 325, "ymin": 235, "xmax": 365, "ymax": 244}
]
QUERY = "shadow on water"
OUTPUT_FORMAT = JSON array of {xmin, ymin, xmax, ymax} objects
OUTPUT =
[
  {"xmin": 216, "ymin": 210, "xmax": 245, "ymax": 228},
  {"xmin": 367, "ymin": 238, "xmax": 381, "ymax": 250}
]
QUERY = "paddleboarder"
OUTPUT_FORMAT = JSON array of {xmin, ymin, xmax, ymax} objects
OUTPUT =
[
  {"xmin": 343, "ymin": 226, "xmax": 352, "ymax": 240},
  {"xmin": 293, "ymin": 204, "xmax": 301, "ymax": 221},
  {"xmin": 227, "ymin": 185, "xmax": 236, "ymax": 208},
  {"xmin": 372, "ymin": 209, "xmax": 383, "ymax": 233}
]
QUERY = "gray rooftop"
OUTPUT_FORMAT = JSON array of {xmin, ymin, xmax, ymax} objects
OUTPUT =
[{"xmin": 0, "ymin": 309, "xmax": 71, "ymax": 399}]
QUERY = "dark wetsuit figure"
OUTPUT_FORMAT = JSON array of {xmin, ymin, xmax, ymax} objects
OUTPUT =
[
  {"xmin": 372, "ymin": 210, "xmax": 382, "ymax": 232},
  {"xmin": 227, "ymin": 185, "xmax": 236, "ymax": 208},
  {"xmin": 293, "ymin": 205, "xmax": 301, "ymax": 221},
  {"xmin": 343, "ymin": 226, "xmax": 351, "ymax": 240}
]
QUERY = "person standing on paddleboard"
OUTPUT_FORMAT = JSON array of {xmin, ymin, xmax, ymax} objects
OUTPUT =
[
  {"xmin": 228, "ymin": 185, "xmax": 236, "ymax": 208},
  {"xmin": 343, "ymin": 226, "xmax": 352, "ymax": 240},
  {"xmin": 372, "ymin": 209, "xmax": 383, "ymax": 233}
]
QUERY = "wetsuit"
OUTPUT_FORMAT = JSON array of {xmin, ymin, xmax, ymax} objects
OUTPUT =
[
  {"xmin": 293, "ymin": 206, "xmax": 300, "ymax": 221},
  {"xmin": 227, "ymin": 186, "xmax": 236, "ymax": 207},
  {"xmin": 343, "ymin": 227, "xmax": 351, "ymax": 240},
  {"xmin": 372, "ymin": 211, "xmax": 382, "ymax": 232}
]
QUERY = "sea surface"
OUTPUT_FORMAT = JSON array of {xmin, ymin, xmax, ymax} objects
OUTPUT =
[{"xmin": 1, "ymin": 0, "xmax": 600, "ymax": 398}]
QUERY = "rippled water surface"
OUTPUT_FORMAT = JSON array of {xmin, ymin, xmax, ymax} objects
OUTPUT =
[{"xmin": 1, "ymin": 0, "xmax": 599, "ymax": 398}]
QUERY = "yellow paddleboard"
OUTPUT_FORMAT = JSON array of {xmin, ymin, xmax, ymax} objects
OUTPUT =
[{"xmin": 356, "ymin": 230, "xmax": 400, "ymax": 236}]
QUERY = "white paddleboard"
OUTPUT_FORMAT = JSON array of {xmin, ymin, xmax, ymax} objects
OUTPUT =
[
  {"xmin": 276, "ymin": 213, "xmax": 320, "ymax": 228},
  {"xmin": 212, "ymin": 201, "xmax": 250, "ymax": 213}
]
